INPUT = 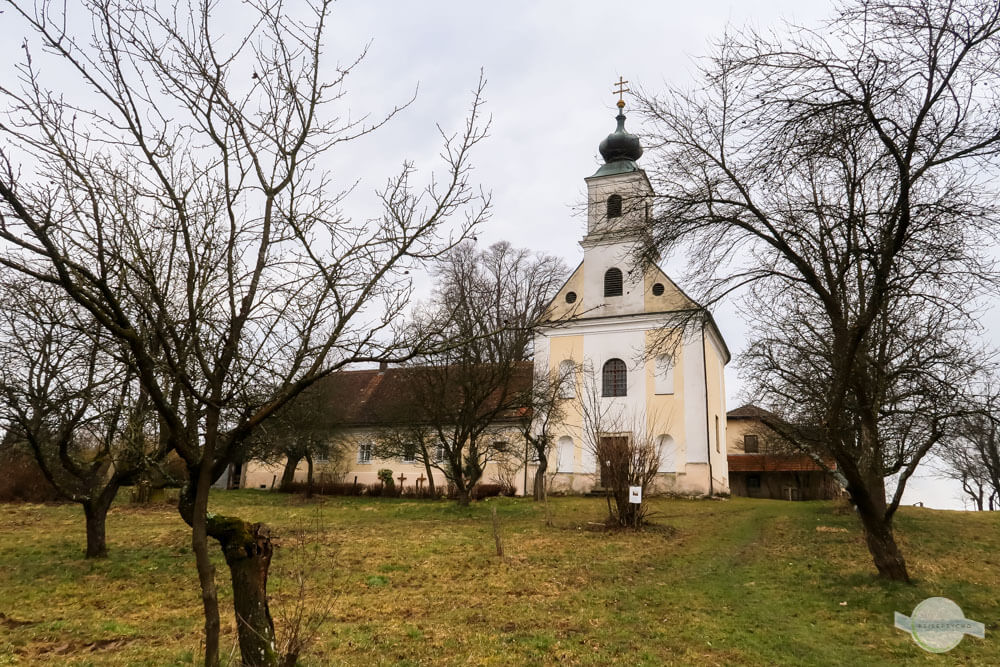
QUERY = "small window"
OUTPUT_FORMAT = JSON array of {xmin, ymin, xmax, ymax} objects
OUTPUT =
[
  {"xmin": 402, "ymin": 442, "xmax": 417, "ymax": 462},
  {"xmin": 748, "ymin": 475, "xmax": 761, "ymax": 489},
  {"xmin": 715, "ymin": 415, "xmax": 721, "ymax": 453},
  {"xmin": 744, "ymin": 434, "xmax": 759, "ymax": 453},
  {"xmin": 493, "ymin": 440, "xmax": 508, "ymax": 453},
  {"xmin": 602, "ymin": 358, "xmax": 627, "ymax": 397},
  {"xmin": 315, "ymin": 452, "xmax": 330, "ymax": 463},
  {"xmin": 565, "ymin": 291, "xmax": 577, "ymax": 304},
  {"xmin": 651, "ymin": 283, "xmax": 665, "ymax": 296},
  {"xmin": 607, "ymin": 194, "xmax": 622, "ymax": 218},
  {"xmin": 435, "ymin": 444, "xmax": 445, "ymax": 462},
  {"xmin": 358, "ymin": 442, "xmax": 373, "ymax": 464},
  {"xmin": 604, "ymin": 268, "xmax": 623, "ymax": 297}
]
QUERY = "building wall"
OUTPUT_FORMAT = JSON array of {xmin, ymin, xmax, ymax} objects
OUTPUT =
[
  {"xmin": 730, "ymin": 471, "xmax": 843, "ymax": 501},
  {"xmin": 703, "ymin": 326, "xmax": 730, "ymax": 493},
  {"xmin": 242, "ymin": 424, "xmax": 527, "ymax": 494},
  {"xmin": 726, "ymin": 417, "xmax": 784, "ymax": 454}
]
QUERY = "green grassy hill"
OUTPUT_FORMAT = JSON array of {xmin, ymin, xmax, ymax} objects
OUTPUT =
[{"xmin": 0, "ymin": 493, "xmax": 996, "ymax": 665}]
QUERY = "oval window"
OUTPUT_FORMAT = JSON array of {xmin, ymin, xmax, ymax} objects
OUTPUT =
[
  {"xmin": 565, "ymin": 291, "xmax": 577, "ymax": 304},
  {"xmin": 652, "ymin": 283, "xmax": 665, "ymax": 296}
]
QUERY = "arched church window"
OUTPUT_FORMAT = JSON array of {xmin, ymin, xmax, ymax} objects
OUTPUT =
[
  {"xmin": 602, "ymin": 358, "xmax": 627, "ymax": 397},
  {"xmin": 607, "ymin": 194, "xmax": 622, "ymax": 218},
  {"xmin": 657, "ymin": 434, "xmax": 676, "ymax": 472},
  {"xmin": 557, "ymin": 436, "xmax": 575, "ymax": 473},
  {"xmin": 604, "ymin": 268, "xmax": 623, "ymax": 297}
]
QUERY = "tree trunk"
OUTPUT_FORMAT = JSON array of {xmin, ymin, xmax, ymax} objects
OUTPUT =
[
  {"xmin": 83, "ymin": 498, "xmax": 110, "ymax": 559},
  {"xmin": 279, "ymin": 455, "xmax": 301, "ymax": 492},
  {"xmin": 420, "ymin": 445, "xmax": 436, "ymax": 495},
  {"xmin": 532, "ymin": 455, "xmax": 547, "ymax": 501},
  {"xmin": 187, "ymin": 466, "xmax": 222, "ymax": 667},
  {"xmin": 304, "ymin": 454, "xmax": 314, "ymax": 499},
  {"xmin": 456, "ymin": 485, "xmax": 471, "ymax": 506},
  {"xmin": 210, "ymin": 516, "xmax": 278, "ymax": 667},
  {"xmin": 859, "ymin": 513, "xmax": 909, "ymax": 581},
  {"xmin": 849, "ymin": 474, "xmax": 910, "ymax": 582},
  {"xmin": 81, "ymin": 481, "xmax": 120, "ymax": 559}
]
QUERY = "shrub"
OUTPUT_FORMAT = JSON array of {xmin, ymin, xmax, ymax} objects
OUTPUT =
[
  {"xmin": 377, "ymin": 469, "xmax": 394, "ymax": 488},
  {"xmin": 401, "ymin": 485, "xmax": 445, "ymax": 500},
  {"xmin": 470, "ymin": 483, "xmax": 507, "ymax": 500},
  {"xmin": 282, "ymin": 480, "xmax": 365, "ymax": 496},
  {"xmin": 365, "ymin": 482, "xmax": 400, "ymax": 498},
  {"xmin": 0, "ymin": 444, "xmax": 62, "ymax": 502}
]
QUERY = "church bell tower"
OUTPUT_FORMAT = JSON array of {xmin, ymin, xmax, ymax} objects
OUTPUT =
[{"xmin": 578, "ymin": 79, "xmax": 655, "ymax": 319}]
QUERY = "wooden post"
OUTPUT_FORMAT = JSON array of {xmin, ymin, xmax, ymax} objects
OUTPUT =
[{"xmin": 491, "ymin": 506, "xmax": 504, "ymax": 558}]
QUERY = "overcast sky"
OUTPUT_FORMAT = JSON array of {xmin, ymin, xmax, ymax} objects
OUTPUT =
[{"xmin": 0, "ymin": 1, "xmax": 987, "ymax": 509}]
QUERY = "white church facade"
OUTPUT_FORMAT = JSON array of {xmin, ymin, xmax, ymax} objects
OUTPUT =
[{"xmin": 531, "ymin": 99, "xmax": 730, "ymax": 496}]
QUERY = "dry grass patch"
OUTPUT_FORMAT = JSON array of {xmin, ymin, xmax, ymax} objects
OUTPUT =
[{"xmin": 0, "ymin": 492, "xmax": 997, "ymax": 665}]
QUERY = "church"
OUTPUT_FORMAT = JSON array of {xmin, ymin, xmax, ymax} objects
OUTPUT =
[
  {"xmin": 531, "ymin": 96, "xmax": 730, "ymax": 497},
  {"xmin": 240, "ymin": 97, "xmax": 730, "ymax": 497}
]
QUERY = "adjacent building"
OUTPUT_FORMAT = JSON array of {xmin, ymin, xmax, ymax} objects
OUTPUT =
[{"xmin": 726, "ymin": 404, "xmax": 843, "ymax": 500}]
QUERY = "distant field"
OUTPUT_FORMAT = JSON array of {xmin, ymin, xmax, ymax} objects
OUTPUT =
[{"xmin": 0, "ymin": 492, "xmax": 996, "ymax": 665}]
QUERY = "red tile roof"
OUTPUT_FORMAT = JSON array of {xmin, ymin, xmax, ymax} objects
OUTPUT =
[
  {"xmin": 312, "ymin": 361, "xmax": 534, "ymax": 427},
  {"xmin": 727, "ymin": 453, "xmax": 837, "ymax": 472}
]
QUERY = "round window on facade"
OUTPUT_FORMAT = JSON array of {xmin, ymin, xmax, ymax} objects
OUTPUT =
[
  {"xmin": 652, "ymin": 282, "xmax": 665, "ymax": 296},
  {"xmin": 565, "ymin": 291, "xmax": 577, "ymax": 304}
]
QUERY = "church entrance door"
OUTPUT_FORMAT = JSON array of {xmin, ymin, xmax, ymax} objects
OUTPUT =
[{"xmin": 598, "ymin": 436, "xmax": 628, "ymax": 488}]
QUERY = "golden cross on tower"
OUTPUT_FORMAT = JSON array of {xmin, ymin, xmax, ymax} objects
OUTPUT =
[{"xmin": 612, "ymin": 76, "xmax": 630, "ymax": 109}]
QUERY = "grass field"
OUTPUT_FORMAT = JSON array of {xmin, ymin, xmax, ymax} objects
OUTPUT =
[{"xmin": 0, "ymin": 491, "xmax": 997, "ymax": 665}]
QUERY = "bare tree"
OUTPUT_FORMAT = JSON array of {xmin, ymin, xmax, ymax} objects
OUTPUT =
[
  {"xmin": 634, "ymin": 0, "xmax": 1000, "ymax": 581},
  {"xmin": 0, "ymin": 277, "xmax": 165, "ymax": 558},
  {"xmin": 245, "ymin": 385, "xmax": 342, "ymax": 496},
  {"xmin": 0, "ymin": 1, "xmax": 489, "ymax": 663},
  {"xmin": 403, "ymin": 241, "xmax": 566, "ymax": 505},
  {"xmin": 937, "ymin": 388, "xmax": 1000, "ymax": 510},
  {"xmin": 517, "ymin": 362, "xmax": 575, "ymax": 501},
  {"xmin": 371, "ymin": 421, "xmax": 441, "ymax": 496},
  {"xmin": 578, "ymin": 365, "xmax": 661, "ymax": 529}
]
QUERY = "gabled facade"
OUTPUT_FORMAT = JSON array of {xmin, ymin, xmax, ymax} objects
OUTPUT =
[{"xmin": 532, "ymin": 103, "xmax": 730, "ymax": 496}]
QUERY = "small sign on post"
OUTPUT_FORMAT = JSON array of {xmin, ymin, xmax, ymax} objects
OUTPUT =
[{"xmin": 629, "ymin": 486, "xmax": 642, "ymax": 504}]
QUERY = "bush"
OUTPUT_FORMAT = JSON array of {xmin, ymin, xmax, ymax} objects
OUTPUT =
[
  {"xmin": 0, "ymin": 444, "xmax": 62, "ymax": 502},
  {"xmin": 401, "ymin": 485, "xmax": 445, "ymax": 500},
  {"xmin": 377, "ymin": 469, "xmax": 395, "ymax": 488},
  {"xmin": 469, "ymin": 483, "xmax": 508, "ymax": 500},
  {"xmin": 279, "ymin": 478, "xmax": 446, "ymax": 499},
  {"xmin": 366, "ymin": 482, "xmax": 400, "ymax": 498},
  {"xmin": 282, "ymin": 480, "xmax": 366, "ymax": 496}
]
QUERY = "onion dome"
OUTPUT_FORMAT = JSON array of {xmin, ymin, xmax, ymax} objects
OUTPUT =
[{"xmin": 594, "ymin": 100, "xmax": 643, "ymax": 176}]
